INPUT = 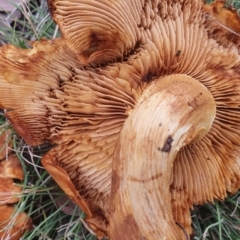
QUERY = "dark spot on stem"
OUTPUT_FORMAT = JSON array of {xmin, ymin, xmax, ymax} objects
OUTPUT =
[
  {"xmin": 176, "ymin": 50, "xmax": 181, "ymax": 56},
  {"xmin": 128, "ymin": 172, "xmax": 163, "ymax": 183},
  {"xmin": 158, "ymin": 135, "xmax": 173, "ymax": 152}
]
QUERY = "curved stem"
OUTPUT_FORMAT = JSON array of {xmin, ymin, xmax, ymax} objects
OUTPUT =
[{"xmin": 109, "ymin": 74, "xmax": 216, "ymax": 240}]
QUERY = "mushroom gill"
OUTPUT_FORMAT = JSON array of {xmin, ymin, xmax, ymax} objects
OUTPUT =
[
  {"xmin": 0, "ymin": 0, "xmax": 239, "ymax": 239},
  {"xmin": 48, "ymin": 0, "xmax": 142, "ymax": 64}
]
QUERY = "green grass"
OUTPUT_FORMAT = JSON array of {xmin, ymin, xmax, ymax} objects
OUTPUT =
[
  {"xmin": 192, "ymin": 194, "xmax": 240, "ymax": 240},
  {"xmin": 0, "ymin": 0, "xmax": 239, "ymax": 239},
  {"xmin": 0, "ymin": 0, "xmax": 60, "ymax": 46}
]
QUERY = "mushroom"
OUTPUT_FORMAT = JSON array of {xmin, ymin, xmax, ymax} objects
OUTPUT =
[
  {"xmin": 0, "ymin": 154, "xmax": 24, "ymax": 205},
  {"xmin": 0, "ymin": 0, "xmax": 239, "ymax": 239},
  {"xmin": 0, "ymin": 132, "xmax": 32, "ymax": 239},
  {"xmin": 0, "ymin": 205, "xmax": 32, "ymax": 240},
  {"xmin": 202, "ymin": 0, "xmax": 240, "ymax": 47},
  {"xmin": 0, "ymin": 154, "xmax": 24, "ymax": 181}
]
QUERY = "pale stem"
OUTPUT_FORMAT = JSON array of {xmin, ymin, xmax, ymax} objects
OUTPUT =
[{"xmin": 109, "ymin": 74, "xmax": 216, "ymax": 240}]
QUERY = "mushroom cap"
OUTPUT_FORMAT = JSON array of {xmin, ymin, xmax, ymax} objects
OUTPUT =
[
  {"xmin": 0, "ymin": 154, "xmax": 24, "ymax": 180},
  {"xmin": 0, "ymin": 154, "xmax": 24, "ymax": 205},
  {"xmin": 0, "ymin": 178, "xmax": 22, "ymax": 204},
  {"xmin": 0, "ymin": 132, "xmax": 24, "ymax": 204},
  {"xmin": 0, "ymin": 0, "xmax": 239, "ymax": 237},
  {"xmin": 0, "ymin": 205, "xmax": 32, "ymax": 240},
  {"xmin": 0, "ymin": 128, "xmax": 31, "ymax": 237}
]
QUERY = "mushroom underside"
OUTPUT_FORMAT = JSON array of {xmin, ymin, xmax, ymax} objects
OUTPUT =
[{"xmin": 0, "ymin": 0, "xmax": 239, "ymax": 239}]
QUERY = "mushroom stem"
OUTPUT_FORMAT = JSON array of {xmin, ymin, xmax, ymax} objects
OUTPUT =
[{"xmin": 109, "ymin": 74, "xmax": 216, "ymax": 240}]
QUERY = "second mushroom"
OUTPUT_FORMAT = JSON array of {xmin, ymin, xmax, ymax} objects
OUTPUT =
[{"xmin": 0, "ymin": 0, "xmax": 240, "ymax": 239}]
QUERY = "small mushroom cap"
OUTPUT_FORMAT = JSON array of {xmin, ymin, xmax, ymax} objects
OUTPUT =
[
  {"xmin": 0, "ymin": 178, "xmax": 22, "ymax": 204},
  {"xmin": 0, "ymin": 155, "xmax": 24, "ymax": 204},
  {"xmin": 0, "ymin": 137, "xmax": 24, "ymax": 204},
  {"xmin": 0, "ymin": 155, "xmax": 24, "ymax": 180},
  {"xmin": 0, "ymin": 205, "xmax": 32, "ymax": 240},
  {"xmin": 0, "ymin": 138, "xmax": 31, "ymax": 237}
]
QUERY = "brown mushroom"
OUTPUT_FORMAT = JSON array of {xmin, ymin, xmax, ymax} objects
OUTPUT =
[
  {"xmin": 0, "ymin": 154, "xmax": 24, "ymax": 204},
  {"xmin": 202, "ymin": 0, "xmax": 240, "ymax": 47},
  {"xmin": 0, "ymin": 129, "xmax": 24, "ymax": 204},
  {"xmin": 0, "ymin": 154, "xmax": 24, "ymax": 180},
  {"xmin": 0, "ymin": 154, "xmax": 32, "ymax": 240},
  {"xmin": 0, "ymin": 0, "xmax": 239, "ymax": 239},
  {"xmin": 0, "ymin": 130, "xmax": 32, "ymax": 238},
  {"xmin": 0, "ymin": 205, "xmax": 32, "ymax": 240},
  {"xmin": 0, "ymin": 154, "xmax": 32, "ymax": 238}
]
